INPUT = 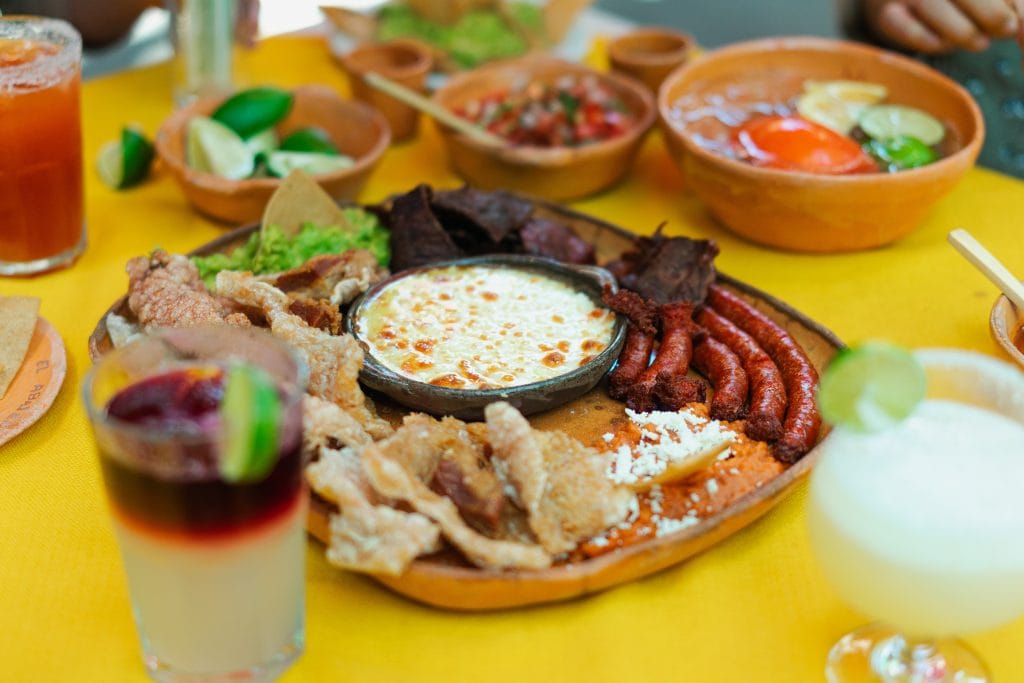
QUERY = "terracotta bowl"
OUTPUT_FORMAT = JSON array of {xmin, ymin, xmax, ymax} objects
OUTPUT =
[
  {"xmin": 432, "ymin": 56, "xmax": 656, "ymax": 201},
  {"xmin": 339, "ymin": 39, "xmax": 433, "ymax": 142},
  {"xmin": 990, "ymin": 290, "xmax": 1024, "ymax": 369},
  {"xmin": 658, "ymin": 37, "xmax": 984, "ymax": 253},
  {"xmin": 345, "ymin": 255, "xmax": 628, "ymax": 421},
  {"xmin": 608, "ymin": 27, "xmax": 694, "ymax": 94},
  {"xmin": 155, "ymin": 84, "xmax": 391, "ymax": 224}
]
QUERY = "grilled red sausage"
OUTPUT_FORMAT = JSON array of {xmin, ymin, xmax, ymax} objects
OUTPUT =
[
  {"xmin": 638, "ymin": 302, "xmax": 696, "ymax": 384},
  {"xmin": 693, "ymin": 335, "xmax": 748, "ymax": 421},
  {"xmin": 696, "ymin": 307, "xmax": 786, "ymax": 441},
  {"xmin": 707, "ymin": 285, "xmax": 820, "ymax": 462},
  {"xmin": 609, "ymin": 324, "xmax": 655, "ymax": 401}
]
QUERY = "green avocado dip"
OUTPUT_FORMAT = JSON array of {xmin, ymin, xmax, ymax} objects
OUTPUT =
[
  {"xmin": 192, "ymin": 207, "xmax": 390, "ymax": 287},
  {"xmin": 376, "ymin": 4, "xmax": 543, "ymax": 69}
]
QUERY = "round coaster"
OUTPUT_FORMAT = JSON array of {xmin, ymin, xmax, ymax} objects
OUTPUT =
[{"xmin": 0, "ymin": 318, "xmax": 67, "ymax": 447}]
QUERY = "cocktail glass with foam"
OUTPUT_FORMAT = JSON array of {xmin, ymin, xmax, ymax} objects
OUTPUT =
[{"xmin": 808, "ymin": 349, "xmax": 1024, "ymax": 682}]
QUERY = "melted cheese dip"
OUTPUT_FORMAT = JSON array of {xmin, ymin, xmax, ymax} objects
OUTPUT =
[{"xmin": 356, "ymin": 265, "xmax": 616, "ymax": 390}]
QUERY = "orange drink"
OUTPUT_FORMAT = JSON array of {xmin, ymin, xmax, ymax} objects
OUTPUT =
[{"xmin": 0, "ymin": 18, "xmax": 84, "ymax": 276}]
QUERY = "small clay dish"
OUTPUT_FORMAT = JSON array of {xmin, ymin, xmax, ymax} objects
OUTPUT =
[
  {"xmin": 608, "ymin": 27, "xmax": 693, "ymax": 94},
  {"xmin": 339, "ymin": 39, "xmax": 433, "ymax": 142},
  {"xmin": 431, "ymin": 56, "xmax": 656, "ymax": 201},
  {"xmin": 155, "ymin": 84, "xmax": 391, "ymax": 224},
  {"xmin": 990, "ymin": 291, "xmax": 1024, "ymax": 369},
  {"xmin": 658, "ymin": 37, "xmax": 984, "ymax": 253},
  {"xmin": 345, "ymin": 254, "xmax": 627, "ymax": 420}
]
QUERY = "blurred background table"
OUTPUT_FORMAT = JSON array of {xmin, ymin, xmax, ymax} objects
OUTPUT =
[{"xmin": 1, "ymin": 32, "xmax": 1023, "ymax": 683}]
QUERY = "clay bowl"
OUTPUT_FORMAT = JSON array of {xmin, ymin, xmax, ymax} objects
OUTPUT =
[
  {"xmin": 345, "ymin": 254, "xmax": 628, "ymax": 420},
  {"xmin": 990, "ymin": 291, "xmax": 1024, "ymax": 369},
  {"xmin": 658, "ymin": 37, "xmax": 984, "ymax": 253},
  {"xmin": 339, "ymin": 39, "xmax": 433, "ymax": 142},
  {"xmin": 155, "ymin": 84, "xmax": 391, "ymax": 224},
  {"xmin": 432, "ymin": 56, "xmax": 656, "ymax": 201},
  {"xmin": 608, "ymin": 27, "xmax": 694, "ymax": 94}
]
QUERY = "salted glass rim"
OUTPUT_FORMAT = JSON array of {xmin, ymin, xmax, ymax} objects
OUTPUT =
[{"xmin": 0, "ymin": 16, "xmax": 82, "ymax": 92}]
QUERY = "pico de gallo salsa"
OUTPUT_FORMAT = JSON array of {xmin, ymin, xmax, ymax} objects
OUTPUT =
[{"xmin": 454, "ymin": 76, "xmax": 633, "ymax": 148}]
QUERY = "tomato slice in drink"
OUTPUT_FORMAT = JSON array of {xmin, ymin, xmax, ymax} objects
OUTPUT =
[{"xmin": 735, "ymin": 115, "xmax": 878, "ymax": 174}]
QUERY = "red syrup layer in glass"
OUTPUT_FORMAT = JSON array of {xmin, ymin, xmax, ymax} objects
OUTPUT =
[{"xmin": 101, "ymin": 368, "xmax": 304, "ymax": 542}]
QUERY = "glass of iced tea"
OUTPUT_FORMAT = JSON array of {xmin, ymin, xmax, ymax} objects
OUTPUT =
[
  {"xmin": 0, "ymin": 17, "xmax": 85, "ymax": 276},
  {"xmin": 83, "ymin": 326, "xmax": 308, "ymax": 682}
]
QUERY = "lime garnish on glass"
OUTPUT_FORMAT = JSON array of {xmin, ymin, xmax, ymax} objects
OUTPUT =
[
  {"xmin": 96, "ymin": 125, "xmax": 155, "ymax": 189},
  {"xmin": 264, "ymin": 150, "xmax": 353, "ymax": 178},
  {"xmin": 186, "ymin": 116, "xmax": 256, "ymax": 180},
  {"xmin": 211, "ymin": 86, "xmax": 294, "ymax": 139},
  {"xmin": 817, "ymin": 342, "xmax": 927, "ymax": 432},
  {"xmin": 219, "ymin": 364, "xmax": 281, "ymax": 483}
]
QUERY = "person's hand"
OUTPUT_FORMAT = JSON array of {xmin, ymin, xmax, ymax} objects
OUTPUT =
[{"xmin": 864, "ymin": 0, "xmax": 1021, "ymax": 53}]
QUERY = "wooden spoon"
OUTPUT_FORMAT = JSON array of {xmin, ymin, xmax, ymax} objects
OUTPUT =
[
  {"xmin": 360, "ymin": 71, "xmax": 507, "ymax": 147},
  {"xmin": 948, "ymin": 228, "xmax": 1024, "ymax": 311}
]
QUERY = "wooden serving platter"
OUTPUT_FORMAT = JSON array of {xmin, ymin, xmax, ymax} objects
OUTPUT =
[{"xmin": 89, "ymin": 200, "xmax": 843, "ymax": 611}]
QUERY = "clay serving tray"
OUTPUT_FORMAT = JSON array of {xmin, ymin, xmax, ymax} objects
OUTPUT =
[{"xmin": 88, "ymin": 198, "xmax": 843, "ymax": 610}]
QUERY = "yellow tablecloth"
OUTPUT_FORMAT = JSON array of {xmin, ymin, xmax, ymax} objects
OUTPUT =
[{"xmin": 2, "ymin": 36, "xmax": 1023, "ymax": 682}]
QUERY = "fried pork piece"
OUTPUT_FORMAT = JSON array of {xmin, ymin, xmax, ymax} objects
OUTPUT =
[
  {"xmin": 374, "ymin": 415, "xmax": 507, "ymax": 533},
  {"xmin": 286, "ymin": 295, "xmax": 341, "ymax": 334},
  {"xmin": 215, "ymin": 270, "xmax": 392, "ymax": 439},
  {"xmin": 268, "ymin": 250, "xmax": 387, "ymax": 306},
  {"xmin": 485, "ymin": 402, "xmax": 636, "ymax": 555},
  {"xmin": 307, "ymin": 448, "xmax": 440, "ymax": 575},
  {"xmin": 126, "ymin": 250, "xmax": 251, "ymax": 330},
  {"xmin": 303, "ymin": 394, "xmax": 374, "ymax": 454},
  {"xmin": 361, "ymin": 445, "xmax": 552, "ymax": 571}
]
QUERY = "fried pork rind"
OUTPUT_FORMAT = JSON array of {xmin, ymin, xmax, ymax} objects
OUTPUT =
[
  {"xmin": 267, "ymin": 250, "xmax": 387, "ymax": 306},
  {"xmin": 485, "ymin": 402, "xmax": 636, "ymax": 555},
  {"xmin": 361, "ymin": 444, "xmax": 552, "ymax": 571},
  {"xmin": 307, "ymin": 448, "xmax": 441, "ymax": 576},
  {"xmin": 303, "ymin": 394, "xmax": 374, "ymax": 453},
  {"xmin": 127, "ymin": 250, "xmax": 251, "ymax": 330},
  {"xmin": 105, "ymin": 313, "xmax": 142, "ymax": 348},
  {"xmin": 214, "ymin": 270, "xmax": 392, "ymax": 439}
]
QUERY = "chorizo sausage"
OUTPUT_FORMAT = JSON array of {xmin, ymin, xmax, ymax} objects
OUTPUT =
[
  {"xmin": 696, "ymin": 307, "xmax": 786, "ymax": 441},
  {"xmin": 609, "ymin": 324, "xmax": 655, "ymax": 401},
  {"xmin": 692, "ymin": 335, "xmax": 748, "ymax": 421},
  {"xmin": 706, "ymin": 285, "xmax": 820, "ymax": 463}
]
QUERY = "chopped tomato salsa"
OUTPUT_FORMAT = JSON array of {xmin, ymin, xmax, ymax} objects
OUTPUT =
[{"xmin": 454, "ymin": 76, "xmax": 633, "ymax": 147}]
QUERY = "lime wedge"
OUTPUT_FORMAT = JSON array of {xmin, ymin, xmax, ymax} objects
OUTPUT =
[
  {"xmin": 859, "ymin": 104, "xmax": 945, "ymax": 146},
  {"xmin": 211, "ymin": 87, "xmax": 294, "ymax": 139},
  {"xmin": 279, "ymin": 127, "xmax": 340, "ymax": 155},
  {"xmin": 817, "ymin": 342, "xmax": 927, "ymax": 432},
  {"xmin": 246, "ymin": 127, "xmax": 279, "ymax": 157},
  {"xmin": 96, "ymin": 125, "xmax": 155, "ymax": 190},
  {"xmin": 219, "ymin": 364, "xmax": 281, "ymax": 483},
  {"xmin": 264, "ymin": 150, "xmax": 354, "ymax": 178},
  {"xmin": 798, "ymin": 80, "xmax": 888, "ymax": 135},
  {"xmin": 186, "ymin": 116, "xmax": 255, "ymax": 180}
]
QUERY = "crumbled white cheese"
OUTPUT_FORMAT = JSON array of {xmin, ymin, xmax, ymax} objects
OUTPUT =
[
  {"xmin": 603, "ymin": 408, "xmax": 736, "ymax": 486},
  {"xmin": 654, "ymin": 515, "xmax": 700, "ymax": 536},
  {"xmin": 717, "ymin": 447, "xmax": 733, "ymax": 461},
  {"xmin": 690, "ymin": 492, "xmax": 701, "ymax": 503},
  {"xmin": 706, "ymin": 478, "xmax": 719, "ymax": 496}
]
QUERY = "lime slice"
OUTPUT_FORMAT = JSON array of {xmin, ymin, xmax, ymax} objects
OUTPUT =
[
  {"xmin": 264, "ymin": 150, "xmax": 354, "ymax": 178},
  {"xmin": 211, "ymin": 87, "xmax": 294, "ymax": 139},
  {"xmin": 859, "ymin": 104, "xmax": 945, "ymax": 146},
  {"xmin": 186, "ymin": 116, "xmax": 255, "ymax": 180},
  {"xmin": 219, "ymin": 364, "xmax": 281, "ymax": 483},
  {"xmin": 817, "ymin": 342, "xmax": 927, "ymax": 432},
  {"xmin": 804, "ymin": 80, "xmax": 888, "ymax": 102},
  {"xmin": 797, "ymin": 80, "xmax": 887, "ymax": 135},
  {"xmin": 246, "ymin": 127, "xmax": 279, "ymax": 156},
  {"xmin": 96, "ymin": 125, "xmax": 155, "ymax": 190},
  {"xmin": 279, "ymin": 127, "xmax": 340, "ymax": 155}
]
